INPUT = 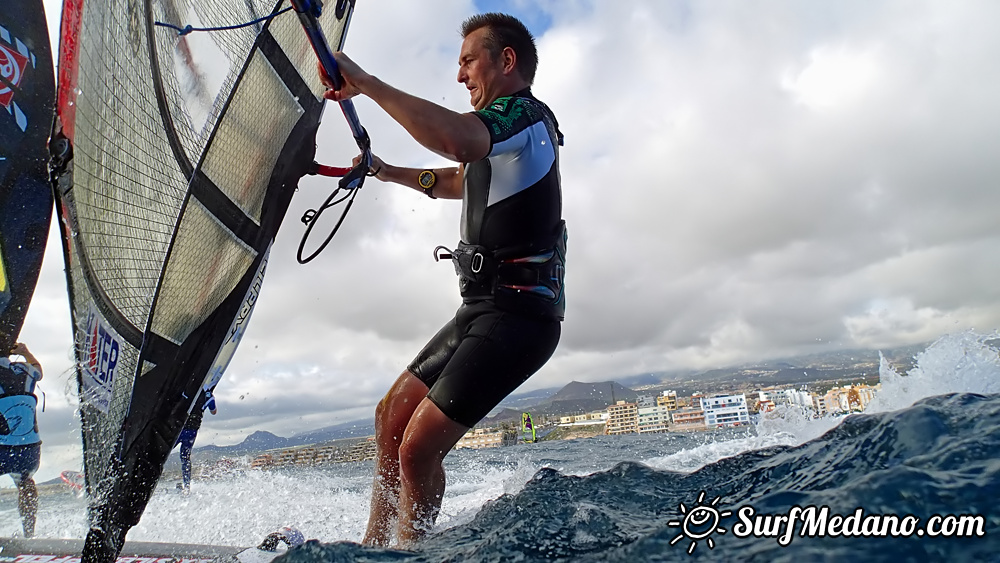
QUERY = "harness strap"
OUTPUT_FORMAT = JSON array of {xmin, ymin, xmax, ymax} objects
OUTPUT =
[{"xmin": 433, "ymin": 221, "xmax": 567, "ymax": 302}]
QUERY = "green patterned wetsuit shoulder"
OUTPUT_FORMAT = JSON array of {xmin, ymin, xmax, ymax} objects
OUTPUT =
[{"xmin": 476, "ymin": 96, "xmax": 546, "ymax": 144}]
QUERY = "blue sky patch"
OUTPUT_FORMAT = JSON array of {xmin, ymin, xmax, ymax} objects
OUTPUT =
[{"xmin": 473, "ymin": 0, "xmax": 554, "ymax": 37}]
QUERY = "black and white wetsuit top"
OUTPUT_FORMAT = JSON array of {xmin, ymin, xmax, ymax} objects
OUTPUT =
[
  {"xmin": 460, "ymin": 88, "xmax": 566, "ymax": 320},
  {"xmin": 0, "ymin": 358, "xmax": 42, "ymax": 447}
]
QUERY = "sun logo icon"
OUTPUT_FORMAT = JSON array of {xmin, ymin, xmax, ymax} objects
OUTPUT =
[{"xmin": 667, "ymin": 491, "xmax": 731, "ymax": 555}]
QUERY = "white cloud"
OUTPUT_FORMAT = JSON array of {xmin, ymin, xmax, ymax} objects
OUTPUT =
[{"xmin": 782, "ymin": 45, "xmax": 880, "ymax": 110}]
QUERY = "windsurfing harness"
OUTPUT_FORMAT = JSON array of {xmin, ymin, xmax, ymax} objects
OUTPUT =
[
  {"xmin": 435, "ymin": 221, "xmax": 567, "ymax": 321},
  {"xmin": 436, "ymin": 89, "xmax": 566, "ymax": 321},
  {"xmin": 0, "ymin": 359, "xmax": 41, "ymax": 446}
]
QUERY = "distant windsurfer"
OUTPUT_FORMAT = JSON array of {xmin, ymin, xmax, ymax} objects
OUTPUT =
[
  {"xmin": 175, "ymin": 389, "xmax": 217, "ymax": 492},
  {"xmin": 0, "ymin": 342, "xmax": 43, "ymax": 537},
  {"xmin": 321, "ymin": 13, "xmax": 565, "ymax": 547}
]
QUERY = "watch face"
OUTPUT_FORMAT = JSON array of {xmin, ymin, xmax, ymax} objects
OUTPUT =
[{"xmin": 419, "ymin": 170, "xmax": 436, "ymax": 189}]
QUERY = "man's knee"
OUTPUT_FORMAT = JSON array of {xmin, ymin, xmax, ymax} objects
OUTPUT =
[
  {"xmin": 374, "ymin": 371, "xmax": 426, "ymax": 444},
  {"xmin": 397, "ymin": 438, "xmax": 436, "ymax": 482}
]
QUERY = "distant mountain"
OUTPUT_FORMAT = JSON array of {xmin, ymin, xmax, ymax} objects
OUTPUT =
[
  {"xmin": 486, "ymin": 408, "xmax": 525, "ymax": 424},
  {"xmin": 508, "ymin": 381, "xmax": 641, "ymax": 417},
  {"xmin": 612, "ymin": 372, "xmax": 666, "ymax": 388},
  {"xmin": 293, "ymin": 420, "xmax": 376, "ymax": 444},
  {"xmin": 493, "ymin": 385, "xmax": 565, "ymax": 411},
  {"xmin": 193, "ymin": 430, "xmax": 294, "ymax": 457},
  {"xmin": 189, "ymin": 420, "xmax": 377, "ymax": 463}
]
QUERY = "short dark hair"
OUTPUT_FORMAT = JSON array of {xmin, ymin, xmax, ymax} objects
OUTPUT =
[{"xmin": 461, "ymin": 13, "xmax": 538, "ymax": 85}]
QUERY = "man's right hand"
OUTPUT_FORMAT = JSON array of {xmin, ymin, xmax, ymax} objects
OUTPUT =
[{"xmin": 318, "ymin": 52, "xmax": 370, "ymax": 102}]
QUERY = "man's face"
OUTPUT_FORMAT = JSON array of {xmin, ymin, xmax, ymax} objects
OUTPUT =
[{"xmin": 457, "ymin": 27, "xmax": 504, "ymax": 111}]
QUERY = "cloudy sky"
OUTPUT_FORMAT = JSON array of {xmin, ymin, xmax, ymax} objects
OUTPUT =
[{"xmin": 21, "ymin": 0, "xmax": 1000, "ymax": 482}]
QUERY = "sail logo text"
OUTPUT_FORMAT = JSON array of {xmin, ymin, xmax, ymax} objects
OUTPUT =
[
  {"xmin": 733, "ymin": 505, "xmax": 986, "ymax": 545},
  {"xmin": 86, "ymin": 316, "xmax": 119, "ymax": 386},
  {"xmin": 80, "ymin": 309, "xmax": 120, "ymax": 412},
  {"xmin": 231, "ymin": 255, "xmax": 266, "ymax": 339}
]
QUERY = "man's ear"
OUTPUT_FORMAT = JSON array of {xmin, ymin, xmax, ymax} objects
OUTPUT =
[{"xmin": 501, "ymin": 46, "xmax": 518, "ymax": 75}]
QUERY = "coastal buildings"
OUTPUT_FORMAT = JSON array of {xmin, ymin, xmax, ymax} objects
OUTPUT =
[
  {"xmin": 606, "ymin": 401, "xmax": 639, "ymax": 435},
  {"xmin": 241, "ymin": 382, "xmax": 881, "ymax": 466},
  {"xmin": 637, "ymin": 404, "xmax": 673, "ymax": 433},
  {"xmin": 671, "ymin": 408, "xmax": 706, "ymax": 430},
  {"xmin": 701, "ymin": 394, "xmax": 750, "ymax": 428},
  {"xmin": 558, "ymin": 411, "xmax": 608, "ymax": 427},
  {"xmin": 250, "ymin": 438, "xmax": 376, "ymax": 469},
  {"xmin": 783, "ymin": 389, "xmax": 815, "ymax": 409},
  {"xmin": 656, "ymin": 390, "xmax": 678, "ymax": 410},
  {"xmin": 814, "ymin": 384, "xmax": 880, "ymax": 414},
  {"xmin": 455, "ymin": 427, "xmax": 518, "ymax": 449}
]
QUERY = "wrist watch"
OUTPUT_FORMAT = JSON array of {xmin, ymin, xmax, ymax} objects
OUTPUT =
[{"xmin": 418, "ymin": 170, "xmax": 436, "ymax": 199}]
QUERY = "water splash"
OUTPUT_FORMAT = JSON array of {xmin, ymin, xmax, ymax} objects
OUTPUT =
[{"xmin": 868, "ymin": 330, "xmax": 1000, "ymax": 413}]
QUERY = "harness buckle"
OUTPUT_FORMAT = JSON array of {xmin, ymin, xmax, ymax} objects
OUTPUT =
[
  {"xmin": 433, "ymin": 246, "xmax": 453, "ymax": 261},
  {"xmin": 471, "ymin": 253, "xmax": 484, "ymax": 274}
]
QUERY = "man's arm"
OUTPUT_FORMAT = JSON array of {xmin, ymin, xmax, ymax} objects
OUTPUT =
[
  {"xmin": 377, "ymin": 162, "xmax": 464, "ymax": 200},
  {"xmin": 321, "ymin": 56, "xmax": 492, "ymax": 163},
  {"xmin": 12, "ymin": 343, "xmax": 42, "ymax": 380}
]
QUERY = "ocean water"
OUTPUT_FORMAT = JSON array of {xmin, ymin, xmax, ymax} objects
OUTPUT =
[{"xmin": 2, "ymin": 331, "xmax": 999, "ymax": 562}]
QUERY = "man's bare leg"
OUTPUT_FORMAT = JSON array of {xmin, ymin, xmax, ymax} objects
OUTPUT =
[
  {"xmin": 17, "ymin": 475, "xmax": 38, "ymax": 538},
  {"xmin": 395, "ymin": 398, "xmax": 470, "ymax": 547},
  {"xmin": 362, "ymin": 371, "xmax": 429, "ymax": 546}
]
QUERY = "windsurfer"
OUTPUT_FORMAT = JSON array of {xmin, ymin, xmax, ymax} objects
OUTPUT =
[
  {"xmin": 175, "ymin": 389, "xmax": 217, "ymax": 492},
  {"xmin": 321, "ymin": 13, "xmax": 566, "ymax": 547},
  {"xmin": 0, "ymin": 342, "xmax": 43, "ymax": 537}
]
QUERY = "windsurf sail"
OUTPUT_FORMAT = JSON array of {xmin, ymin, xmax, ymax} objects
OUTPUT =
[
  {"xmin": 50, "ymin": 0, "xmax": 355, "ymax": 560},
  {"xmin": 521, "ymin": 412, "xmax": 536, "ymax": 443},
  {"xmin": 0, "ymin": 4, "xmax": 56, "ymax": 352}
]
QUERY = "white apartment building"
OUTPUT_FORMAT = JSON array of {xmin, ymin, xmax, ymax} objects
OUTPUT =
[
  {"xmin": 701, "ymin": 394, "xmax": 750, "ymax": 428},
  {"xmin": 782, "ymin": 389, "xmax": 816, "ymax": 410}
]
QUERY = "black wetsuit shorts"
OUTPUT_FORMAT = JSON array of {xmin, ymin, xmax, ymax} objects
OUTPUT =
[
  {"xmin": 0, "ymin": 444, "xmax": 40, "ymax": 479},
  {"xmin": 408, "ymin": 301, "xmax": 561, "ymax": 427}
]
